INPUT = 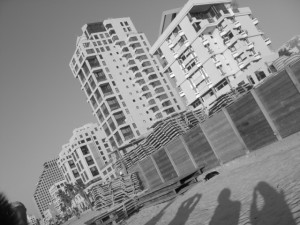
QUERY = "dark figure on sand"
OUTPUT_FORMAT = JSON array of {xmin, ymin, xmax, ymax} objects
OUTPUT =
[
  {"xmin": 250, "ymin": 181, "xmax": 296, "ymax": 225},
  {"xmin": 169, "ymin": 193, "xmax": 201, "ymax": 225},
  {"xmin": 209, "ymin": 188, "xmax": 241, "ymax": 225}
]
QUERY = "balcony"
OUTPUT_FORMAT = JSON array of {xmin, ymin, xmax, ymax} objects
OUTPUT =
[
  {"xmin": 184, "ymin": 40, "xmax": 190, "ymax": 47},
  {"xmin": 247, "ymin": 42, "xmax": 254, "ymax": 50},
  {"xmin": 148, "ymin": 105, "xmax": 159, "ymax": 112},
  {"xmin": 238, "ymin": 61, "xmax": 245, "ymax": 69},
  {"xmin": 240, "ymin": 30, "xmax": 248, "ymax": 38},
  {"xmin": 253, "ymin": 52, "xmax": 262, "ymax": 61},
  {"xmin": 234, "ymin": 21, "xmax": 241, "ymax": 29},
  {"xmin": 129, "ymin": 43, "xmax": 141, "ymax": 50},
  {"xmin": 135, "ymin": 48, "xmax": 145, "ymax": 55},
  {"xmin": 168, "ymin": 41, "xmax": 174, "ymax": 49},
  {"xmin": 207, "ymin": 47, "xmax": 214, "ymax": 54},
  {"xmin": 111, "ymin": 35, "xmax": 119, "ymax": 42},
  {"xmin": 215, "ymin": 60, "xmax": 222, "ymax": 68},
  {"xmin": 105, "ymin": 23, "xmax": 113, "ymax": 30},
  {"xmin": 264, "ymin": 38, "xmax": 271, "ymax": 45},
  {"xmin": 232, "ymin": 50, "xmax": 239, "ymax": 58},
  {"xmin": 169, "ymin": 72, "xmax": 175, "ymax": 78},
  {"xmin": 179, "ymin": 91, "xmax": 185, "ymax": 97},
  {"xmin": 109, "ymin": 29, "xmax": 116, "ymax": 36},
  {"xmin": 179, "ymin": 30, "xmax": 184, "ymax": 36},
  {"xmin": 123, "ymin": 53, "xmax": 132, "ymax": 60},
  {"xmin": 196, "ymin": 60, "xmax": 202, "ymax": 68},
  {"xmin": 135, "ymin": 78, "xmax": 146, "ymax": 85},
  {"xmin": 173, "ymin": 52, "xmax": 179, "ymax": 59},
  {"xmin": 133, "ymin": 71, "xmax": 142, "ymax": 79},
  {"xmin": 252, "ymin": 18, "xmax": 258, "ymax": 25}
]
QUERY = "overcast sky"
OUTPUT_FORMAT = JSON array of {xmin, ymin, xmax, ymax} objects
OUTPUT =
[{"xmin": 0, "ymin": 0, "xmax": 299, "ymax": 217}]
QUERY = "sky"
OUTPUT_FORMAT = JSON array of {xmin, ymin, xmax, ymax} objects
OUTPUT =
[{"xmin": 0, "ymin": 0, "xmax": 299, "ymax": 217}]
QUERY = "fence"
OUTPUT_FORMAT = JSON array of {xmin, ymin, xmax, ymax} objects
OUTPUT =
[{"xmin": 134, "ymin": 59, "xmax": 300, "ymax": 190}]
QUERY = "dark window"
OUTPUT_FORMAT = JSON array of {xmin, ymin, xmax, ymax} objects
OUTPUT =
[
  {"xmin": 85, "ymin": 156, "xmax": 95, "ymax": 166},
  {"xmin": 90, "ymin": 166, "xmax": 99, "ymax": 177},
  {"xmin": 80, "ymin": 145, "xmax": 89, "ymax": 155}
]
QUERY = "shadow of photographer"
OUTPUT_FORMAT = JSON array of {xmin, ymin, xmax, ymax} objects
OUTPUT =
[
  {"xmin": 168, "ymin": 193, "xmax": 202, "ymax": 225},
  {"xmin": 250, "ymin": 181, "xmax": 296, "ymax": 225}
]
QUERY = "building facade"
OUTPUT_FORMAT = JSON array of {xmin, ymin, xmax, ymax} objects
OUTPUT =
[
  {"xmin": 33, "ymin": 159, "xmax": 65, "ymax": 218},
  {"xmin": 58, "ymin": 123, "xmax": 116, "ymax": 189},
  {"xmin": 150, "ymin": 0, "xmax": 278, "ymax": 109},
  {"xmin": 49, "ymin": 181, "xmax": 66, "ymax": 215},
  {"xmin": 69, "ymin": 18, "xmax": 186, "ymax": 150},
  {"xmin": 27, "ymin": 215, "xmax": 38, "ymax": 225}
]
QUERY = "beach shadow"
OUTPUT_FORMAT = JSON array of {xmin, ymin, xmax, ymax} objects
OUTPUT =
[
  {"xmin": 250, "ymin": 181, "xmax": 296, "ymax": 225},
  {"xmin": 143, "ymin": 200, "xmax": 174, "ymax": 225},
  {"xmin": 168, "ymin": 193, "xmax": 202, "ymax": 225},
  {"xmin": 209, "ymin": 188, "xmax": 241, "ymax": 225}
]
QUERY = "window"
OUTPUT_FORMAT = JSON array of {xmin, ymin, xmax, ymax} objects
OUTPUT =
[
  {"xmin": 113, "ymin": 111, "xmax": 126, "ymax": 125},
  {"xmin": 80, "ymin": 145, "xmax": 89, "ymax": 155},
  {"xmin": 255, "ymin": 71, "xmax": 266, "ymax": 81},
  {"xmin": 87, "ymin": 57, "xmax": 100, "ymax": 68},
  {"xmin": 120, "ymin": 126, "xmax": 134, "ymax": 140},
  {"xmin": 108, "ymin": 117, "xmax": 116, "ymax": 131},
  {"xmin": 109, "ymin": 136, "xmax": 117, "ymax": 148},
  {"xmin": 84, "ymin": 83, "xmax": 92, "ymax": 96},
  {"xmin": 85, "ymin": 156, "xmax": 94, "ymax": 166},
  {"xmin": 114, "ymin": 132, "xmax": 123, "ymax": 146},
  {"xmin": 72, "ymin": 169, "xmax": 79, "ymax": 178},
  {"xmin": 89, "ymin": 76, "xmax": 96, "ymax": 90},
  {"xmin": 124, "ymin": 21, "xmax": 128, "ymax": 26},
  {"xmin": 90, "ymin": 166, "xmax": 99, "ymax": 176},
  {"xmin": 68, "ymin": 160, "xmax": 75, "ymax": 168},
  {"xmin": 103, "ymin": 123, "xmax": 111, "ymax": 136},
  {"xmin": 107, "ymin": 97, "xmax": 120, "ymax": 111}
]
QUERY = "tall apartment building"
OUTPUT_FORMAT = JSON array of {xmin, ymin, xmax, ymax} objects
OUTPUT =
[
  {"xmin": 150, "ymin": 0, "xmax": 278, "ymax": 109},
  {"xmin": 57, "ymin": 123, "xmax": 116, "ymax": 189},
  {"xmin": 69, "ymin": 18, "xmax": 186, "ymax": 150},
  {"xmin": 33, "ymin": 159, "xmax": 65, "ymax": 218}
]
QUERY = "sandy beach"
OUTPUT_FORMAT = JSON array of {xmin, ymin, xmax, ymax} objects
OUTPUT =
[{"xmin": 126, "ymin": 131, "xmax": 300, "ymax": 225}]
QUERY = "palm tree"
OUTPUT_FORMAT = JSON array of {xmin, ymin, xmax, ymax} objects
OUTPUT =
[
  {"xmin": 57, "ymin": 189, "xmax": 72, "ymax": 217},
  {"xmin": 74, "ymin": 182, "xmax": 93, "ymax": 210}
]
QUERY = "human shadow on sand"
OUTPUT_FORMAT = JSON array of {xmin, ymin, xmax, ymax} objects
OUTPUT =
[
  {"xmin": 168, "ymin": 193, "xmax": 201, "ymax": 225},
  {"xmin": 143, "ymin": 199, "xmax": 174, "ymax": 225},
  {"xmin": 209, "ymin": 188, "xmax": 241, "ymax": 225},
  {"xmin": 250, "ymin": 181, "xmax": 296, "ymax": 225}
]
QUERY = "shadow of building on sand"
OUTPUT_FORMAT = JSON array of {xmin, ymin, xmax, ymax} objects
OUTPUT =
[
  {"xmin": 250, "ymin": 181, "xmax": 296, "ymax": 225},
  {"xmin": 168, "ymin": 193, "xmax": 202, "ymax": 225},
  {"xmin": 209, "ymin": 188, "xmax": 241, "ymax": 225},
  {"xmin": 143, "ymin": 200, "xmax": 174, "ymax": 225}
]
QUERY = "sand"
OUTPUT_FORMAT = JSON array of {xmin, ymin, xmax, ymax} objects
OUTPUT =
[{"xmin": 126, "ymin": 132, "xmax": 300, "ymax": 225}]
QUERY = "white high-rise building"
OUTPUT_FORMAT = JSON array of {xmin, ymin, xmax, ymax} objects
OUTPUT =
[
  {"xmin": 150, "ymin": 0, "xmax": 278, "ymax": 109},
  {"xmin": 69, "ymin": 18, "xmax": 186, "ymax": 150},
  {"xmin": 58, "ymin": 123, "xmax": 116, "ymax": 189},
  {"xmin": 33, "ymin": 159, "xmax": 65, "ymax": 218}
]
